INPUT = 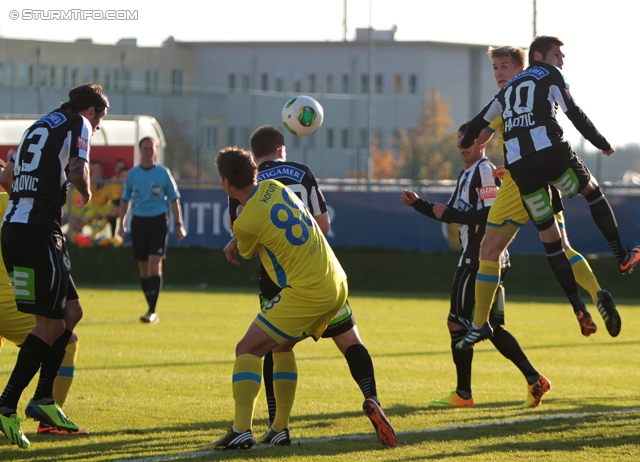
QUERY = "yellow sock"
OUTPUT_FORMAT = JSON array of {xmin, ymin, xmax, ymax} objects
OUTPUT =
[
  {"xmin": 53, "ymin": 339, "xmax": 78, "ymax": 407},
  {"xmin": 473, "ymin": 260, "xmax": 501, "ymax": 327},
  {"xmin": 566, "ymin": 248, "xmax": 601, "ymax": 304},
  {"xmin": 232, "ymin": 354, "xmax": 262, "ymax": 432},
  {"xmin": 271, "ymin": 351, "xmax": 297, "ymax": 432}
]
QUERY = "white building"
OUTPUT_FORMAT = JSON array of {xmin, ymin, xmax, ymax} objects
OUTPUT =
[{"xmin": 0, "ymin": 31, "xmax": 498, "ymax": 178}]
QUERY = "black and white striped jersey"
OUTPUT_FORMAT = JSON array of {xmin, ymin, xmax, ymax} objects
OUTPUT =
[
  {"xmin": 3, "ymin": 110, "xmax": 93, "ymax": 228},
  {"xmin": 411, "ymin": 157, "xmax": 500, "ymax": 268},
  {"xmin": 228, "ymin": 159, "xmax": 328, "ymax": 225},
  {"xmin": 461, "ymin": 61, "xmax": 611, "ymax": 166}
]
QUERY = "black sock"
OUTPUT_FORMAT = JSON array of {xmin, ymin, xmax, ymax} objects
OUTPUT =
[
  {"xmin": 146, "ymin": 275, "xmax": 162, "ymax": 313},
  {"xmin": 140, "ymin": 277, "xmax": 150, "ymax": 305},
  {"xmin": 34, "ymin": 329, "xmax": 73, "ymax": 403},
  {"xmin": 262, "ymin": 351, "xmax": 276, "ymax": 424},
  {"xmin": 344, "ymin": 344, "xmax": 377, "ymax": 399},
  {"xmin": 544, "ymin": 239, "xmax": 585, "ymax": 314},
  {"xmin": 490, "ymin": 326, "xmax": 539, "ymax": 383},
  {"xmin": 451, "ymin": 330, "xmax": 473, "ymax": 395},
  {"xmin": 584, "ymin": 188, "xmax": 626, "ymax": 261},
  {"xmin": 0, "ymin": 334, "xmax": 50, "ymax": 411}
]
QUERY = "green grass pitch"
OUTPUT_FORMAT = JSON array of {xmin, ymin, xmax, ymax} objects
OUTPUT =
[{"xmin": 1, "ymin": 288, "xmax": 639, "ymax": 461}]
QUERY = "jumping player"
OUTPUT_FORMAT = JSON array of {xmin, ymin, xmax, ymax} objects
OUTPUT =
[
  {"xmin": 458, "ymin": 45, "xmax": 617, "ymax": 349},
  {"xmin": 460, "ymin": 36, "xmax": 639, "ymax": 348}
]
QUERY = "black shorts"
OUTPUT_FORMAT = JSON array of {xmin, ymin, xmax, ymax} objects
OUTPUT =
[
  {"xmin": 509, "ymin": 142, "xmax": 591, "ymax": 231},
  {"xmin": 67, "ymin": 275, "xmax": 79, "ymax": 301},
  {"xmin": 131, "ymin": 214, "xmax": 168, "ymax": 261},
  {"xmin": 1, "ymin": 223, "xmax": 70, "ymax": 319},
  {"xmin": 448, "ymin": 265, "xmax": 506, "ymax": 328}
]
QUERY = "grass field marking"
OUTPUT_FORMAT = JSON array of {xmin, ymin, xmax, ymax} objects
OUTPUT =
[{"xmin": 113, "ymin": 407, "xmax": 640, "ymax": 462}]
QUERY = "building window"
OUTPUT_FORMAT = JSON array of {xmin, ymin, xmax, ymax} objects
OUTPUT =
[
  {"xmin": 261, "ymin": 73, "xmax": 269, "ymax": 91},
  {"xmin": 275, "ymin": 77, "xmax": 283, "ymax": 92},
  {"xmin": 360, "ymin": 74, "xmax": 369, "ymax": 94},
  {"xmin": 112, "ymin": 68, "xmax": 120, "ymax": 91},
  {"xmin": 227, "ymin": 127, "xmax": 235, "ymax": 146},
  {"xmin": 308, "ymin": 73, "xmax": 316, "ymax": 93},
  {"xmin": 83, "ymin": 65, "xmax": 91, "ymax": 83},
  {"xmin": 123, "ymin": 68, "xmax": 131, "ymax": 91},
  {"xmin": 308, "ymin": 133, "xmax": 315, "ymax": 148},
  {"xmin": 39, "ymin": 64, "xmax": 47, "ymax": 87},
  {"xmin": 374, "ymin": 128, "xmax": 383, "ymax": 144},
  {"xmin": 325, "ymin": 73, "xmax": 334, "ymax": 93},
  {"xmin": 18, "ymin": 62, "xmax": 26, "ymax": 88},
  {"xmin": 201, "ymin": 125, "xmax": 218, "ymax": 150},
  {"xmin": 133, "ymin": 68, "xmax": 143, "ymax": 92},
  {"xmin": 242, "ymin": 75, "xmax": 250, "ymax": 91},
  {"xmin": 359, "ymin": 129, "xmax": 368, "ymax": 148},
  {"xmin": 92, "ymin": 66, "xmax": 99, "ymax": 83},
  {"xmin": 62, "ymin": 65, "xmax": 69, "ymax": 89},
  {"xmin": 71, "ymin": 66, "xmax": 79, "ymax": 88},
  {"xmin": 153, "ymin": 70, "xmax": 159, "ymax": 92},
  {"xmin": 103, "ymin": 67, "xmax": 111, "ymax": 90},
  {"xmin": 375, "ymin": 73, "xmax": 383, "ymax": 94},
  {"xmin": 409, "ymin": 74, "xmax": 417, "ymax": 94},
  {"xmin": 49, "ymin": 65, "xmax": 56, "ymax": 88},
  {"xmin": 341, "ymin": 74, "xmax": 349, "ymax": 94},
  {"xmin": 0, "ymin": 63, "xmax": 4, "ymax": 88},
  {"xmin": 341, "ymin": 129, "xmax": 349, "ymax": 148},
  {"xmin": 145, "ymin": 69, "xmax": 152, "ymax": 93},
  {"xmin": 171, "ymin": 69, "xmax": 183, "ymax": 95},
  {"xmin": 241, "ymin": 127, "xmax": 250, "ymax": 148},
  {"xmin": 27, "ymin": 63, "xmax": 35, "ymax": 87},
  {"xmin": 228, "ymin": 73, "xmax": 236, "ymax": 92},
  {"xmin": 292, "ymin": 135, "xmax": 300, "ymax": 149},
  {"xmin": 394, "ymin": 73, "xmax": 402, "ymax": 94},
  {"xmin": 3, "ymin": 62, "xmax": 13, "ymax": 87},
  {"xmin": 326, "ymin": 128, "xmax": 334, "ymax": 149},
  {"xmin": 293, "ymin": 79, "xmax": 302, "ymax": 93}
]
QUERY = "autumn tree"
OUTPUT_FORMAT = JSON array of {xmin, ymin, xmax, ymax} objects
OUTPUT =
[
  {"xmin": 371, "ymin": 137, "xmax": 398, "ymax": 179},
  {"xmin": 161, "ymin": 114, "xmax": 200, "ymax": 179},
  {"xmin": 393, "ymin": 88, "xmax": 459, "ymax": 180}
]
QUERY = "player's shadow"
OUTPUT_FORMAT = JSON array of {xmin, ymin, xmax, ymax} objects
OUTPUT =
[{"xmin": 6, "ymin": 403, "xmax": 638, "ymax": 461}]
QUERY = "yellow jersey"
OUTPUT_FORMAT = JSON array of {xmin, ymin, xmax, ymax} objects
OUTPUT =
[{"xmin": 234, "ymin": 180, "xmax": 346, "ymax": 296}]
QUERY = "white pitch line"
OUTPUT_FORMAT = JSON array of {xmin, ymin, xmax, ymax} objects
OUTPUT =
[{"xmin": 114, "ymin": 407, "xmax": 640, "ymax": 462}]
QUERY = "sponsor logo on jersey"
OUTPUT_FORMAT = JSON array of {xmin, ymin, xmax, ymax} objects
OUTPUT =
[
  {"xmin": 258, "ymin": 166, "xmax": 306, "ymax": 183},
  {"xmin": 505, "ymin": 66, "xmax": 549, "ymax": 88},
  {"xmin": 479, "ymin": 185, "xmax": 499, "ymax": 200},
  {"xmin": 457, "ymin": 198, "xmax": 472, "ymax": 212},
  {"xmin": 38, "ymin": 112, "xmax": 67, "ymax": 128},
  {"xmin": 151, "ymin": 186, "xmax": 161, "ymax": 196},
  {"xmin": 76, "ymin": 136, "xmax": 88, "ymax": 151}
]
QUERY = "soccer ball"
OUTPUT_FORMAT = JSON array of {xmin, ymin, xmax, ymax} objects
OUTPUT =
[{"xmin": 281, "ymin": 96, "xmax": 324, "ymax": 137}]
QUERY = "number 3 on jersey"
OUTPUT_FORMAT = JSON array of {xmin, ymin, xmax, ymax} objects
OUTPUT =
[
  {"xmin": 270, "ymin": 189, "xmax": 313, "ymax": 246},
  {"xmin": 14, "ymin": 127, "xmax": 48, "ymax": 175}
]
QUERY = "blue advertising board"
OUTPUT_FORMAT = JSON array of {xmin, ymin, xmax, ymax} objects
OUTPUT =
[{"xmin": 169, "ymin": 187, "xmax": 640, "ymax": 255}]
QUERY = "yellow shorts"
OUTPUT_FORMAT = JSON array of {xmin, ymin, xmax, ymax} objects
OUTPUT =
[
  {"xmin": 487, "ymin": 173, "xmax": 529, "ymax": 233},
  {"xmin": 255, "ymin": 280, "xmax": 348, "ymax": 344},
  {"xmin": 0, "ymin": 291, "xmax": 35, "ymax": 346},
  {"xmin": 487, "ymin": 172, "xmax": 566, "ymax": 238}
]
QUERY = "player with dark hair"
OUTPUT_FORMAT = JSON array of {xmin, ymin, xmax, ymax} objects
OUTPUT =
[
  {"xmin": 459, "ymin": 36, "xmax": 637, "ymax": 348},
  {"xmin": 402, "ymin": 122, "xmax": 550, "ymax": 408},
  {"xmin": 205, "ymin": 146, "xmax": 348, "ymax": 451},
  {"xmin": 459, "ymin": 44, "xmax": 615, "ymax": 350},
  {"xmin": 117, "ymin": 137, "xmax": 187, "ymax": 323},
  {"xmin": 223, "ymin": 125, "xmax": 395, "ymax": 447},
  {"xmin": 0, "ymin": 82, "xmax": 108, "ymax": 449}
]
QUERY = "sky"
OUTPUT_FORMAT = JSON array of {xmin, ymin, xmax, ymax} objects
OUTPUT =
[{"xmin": 1, "ymin": 0, "xmax": 638, "ymax": 150}]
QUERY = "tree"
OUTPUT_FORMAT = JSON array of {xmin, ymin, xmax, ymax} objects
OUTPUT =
[
  {"xmin": 161, "ymin": 114, "xmax": 199, "ymax": 179},
  {"xmin": 371, "ymin": 137, "xmax": 398, "ymax": 179},
  {"xmin": 393, "ymin": 88, "xmax": 459, "ymax": 180}
]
